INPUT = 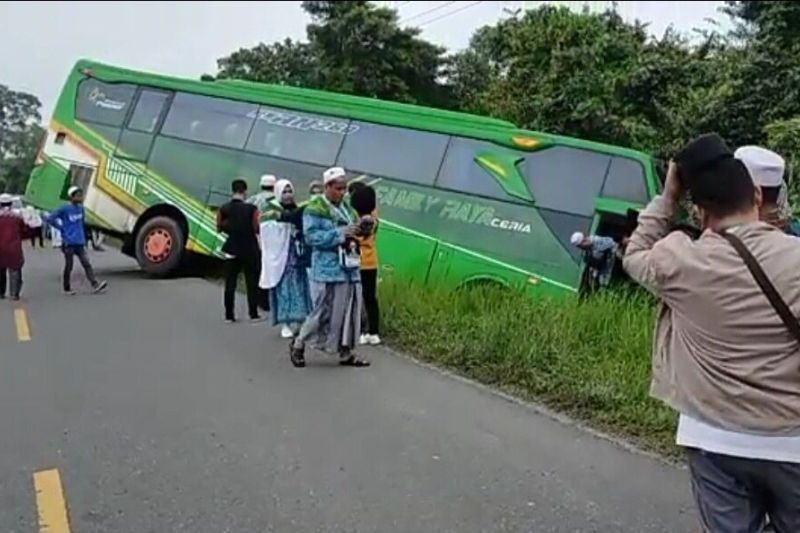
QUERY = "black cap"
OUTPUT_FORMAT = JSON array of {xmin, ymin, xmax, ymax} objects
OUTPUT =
[
  {"xmin": 675, "ymin": 133, "xmax": 733, "ymax": 179},
  {"xmin": 350, "ymin": 185, "xmax": 376, "ymax": 216},
  {"xmin": 689, "ymin": 157, "xmax": 755, "ymax": 217}
]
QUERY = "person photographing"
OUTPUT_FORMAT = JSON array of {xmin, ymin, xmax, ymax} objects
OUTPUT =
[{"xmin": 624, "ymin": 134, "xmax": 800, "ymax": 532}]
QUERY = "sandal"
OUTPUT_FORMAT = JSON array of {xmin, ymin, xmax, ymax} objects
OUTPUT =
[
  {"xmin": 339, "ymin": 355, "xmax": 371, "ymax": 367},
  {"xmin": 290, "ymin": 345, "xmax": 306, "ymax": 368}
]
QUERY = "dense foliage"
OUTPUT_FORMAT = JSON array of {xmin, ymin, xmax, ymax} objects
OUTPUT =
[
  {"xmin": 215, "ymin": 1, "xmax": 800, "ymax": 192},
  {"xmin": 0, "ymin": 85, "xmax": 42, "ymax": 194}
]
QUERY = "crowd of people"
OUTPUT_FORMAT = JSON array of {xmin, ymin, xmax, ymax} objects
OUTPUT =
[
  {"xmin": 0, "ymin": 187, "xmax": 107, "ymax": 300},
  {"xmin": 216, "ymin": 167, "xmax": 381, "ymax": 369},
  {"xmin": 4, "ymin": 139, "xmax": 800, "ymax": 527}
]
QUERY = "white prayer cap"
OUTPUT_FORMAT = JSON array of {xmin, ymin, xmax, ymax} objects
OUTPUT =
[
  {"xmin": 570, "ymin": 231, "xmax": 585, "ymax": 246},
  {"xmin": 734, "ymin": 146, "xmax": 785, "ymax": 188},
  {"xmin": 68, "ymin": 186, "xmax": 82, "ymax": 197},
  {"xmin": 0, "ymin": 193, "xmax": 12, "ymax": 205},
  {"xmin": 323, "ymin": 166, "xmax": 346, "ymax": 185},
  {"xmin": 259, "ymin": 174, "xmax": 277, "ymax": 188}
]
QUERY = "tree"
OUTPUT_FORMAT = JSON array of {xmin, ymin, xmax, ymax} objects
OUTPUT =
[
  {"xmin": 216, "ymin": 38, "xmax": 321, "ymax": 88},
  {"xmin": 718, "ymin": 1, "xmax": 800, "ymax": 146},
  {"xmin": 445, "ymin": 6, "xmax": 654, "ymax": 148},
  {"xmin": 0, "ymin": 85, "xmax": 42, "ymax": 193},
  {"xmin": 214, "ymin": 1, "xmax": 451, "ymax": 107},
  {"xmin": 765, "ymin": 117, "xmax": 800, "ymax": 202}
]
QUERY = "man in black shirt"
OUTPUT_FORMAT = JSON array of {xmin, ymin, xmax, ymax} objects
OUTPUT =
[{"xmin": 217, "ymin": 179, "xmax": 262, "ymax": 323}]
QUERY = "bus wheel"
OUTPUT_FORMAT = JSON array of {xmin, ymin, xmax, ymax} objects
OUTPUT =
[{"xmin": 135, "ymin": 216, "xmax": 185, "ymax": 276}]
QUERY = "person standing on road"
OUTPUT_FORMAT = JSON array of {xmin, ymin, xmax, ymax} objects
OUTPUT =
[
  {"xmin": 248, "ymin": 174, "xmax": 277, "ymax": 314},
  {"xmin": 349, "ymin": 182, "xmax": 381, "ymax": 346},
  {"xmin": 25, "ymin": 206, "xmax": 44, "ymax": 248},
  {"xmin": 290, "ymin": 167, "xmax": 370, "ymax": 368},
  {"xmin": 247, "ymin": 174, "xmax": 277, "ymax": 213},
  {"xmin": 218, "ymin": 179, "xmax": 261, "ymax": 323},
  {"xmin": 259, "ymin": 179, "xmax": 312, "ymax": 338},
  {"xmin": 48, "ymin": 187, "xmax": 108, "ymax": 296},
  {"xmin": 0, "ymin": 193, "xmax": 33, "ymax": 301},
  {"xmin": 306, "ymin": 180, "xmax": 324, "ymax": 303},
  {"xmin": 624, "ymin": 139, "xmax": 800, "ymax": 532},
  {"xmin": 735, "ymin": 145, "xmax": 800, "ymax": 237}
]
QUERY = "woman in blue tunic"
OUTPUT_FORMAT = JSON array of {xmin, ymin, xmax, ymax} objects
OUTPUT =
[{"xmin": 260, "ymin": 179, "xmax": 312, "ymax": 338}]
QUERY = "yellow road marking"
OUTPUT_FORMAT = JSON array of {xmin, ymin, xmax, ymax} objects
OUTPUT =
[
  {"xmin": 14, "ymin": 307, "xmax": 31, "ymax": 342},
  {"xmin": 33, "ymin": 469, "xmax": 72, "ymax": 533}
]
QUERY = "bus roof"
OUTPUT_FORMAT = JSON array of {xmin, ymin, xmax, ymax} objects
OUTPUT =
[{"xmin": 71, "ymin": 59, "xmax": 652, "ymax": 162}]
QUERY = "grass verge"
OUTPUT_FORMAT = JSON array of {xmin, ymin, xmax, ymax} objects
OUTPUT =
[{"xmin": 379, "ymin": 279, "xmax": 679, "ymax": 457}]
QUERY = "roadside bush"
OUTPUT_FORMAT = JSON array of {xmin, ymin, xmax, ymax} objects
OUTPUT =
[{"xmin": 379, "ymin": 279, "xmax": 678, "ymax": 456}]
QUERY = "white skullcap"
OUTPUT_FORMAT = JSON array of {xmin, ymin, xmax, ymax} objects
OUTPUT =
[
  {"xmin": 570, "ymin": 231, "xmax": 585, "ymax": 246},
  {"xmin": 323, "ymin": 166, "xmax": 346, "ymax": 184},
  {"xmin": 259, "ymin": 174, "xmax": 277, "ymax": 188},
  {"xmin": 68, "ymin": 186, "xmax": 82, "ymax": 197},
  {"xmin": 0, "ymin": 193, "xmax": 12, "ymax": 204},
  {"xmin": 734, "ymin": 146, "xmax": 785, "ymax": 188}
]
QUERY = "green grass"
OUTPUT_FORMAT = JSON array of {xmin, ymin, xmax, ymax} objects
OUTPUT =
[{"xmin": 379, "ymin": 279, "xmax": 679, "ymax": 457}]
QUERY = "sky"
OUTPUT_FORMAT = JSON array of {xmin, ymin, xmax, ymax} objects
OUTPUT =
[{"xmin": 0, "ymin": 1, "xmax": 728, "ymax": 120}]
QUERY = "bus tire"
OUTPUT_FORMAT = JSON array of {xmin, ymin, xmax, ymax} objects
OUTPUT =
[{"xmin": 134, "ymin": 216, "xmax": 185, "ymax": 276}]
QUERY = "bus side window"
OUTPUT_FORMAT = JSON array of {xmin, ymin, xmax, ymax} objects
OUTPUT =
[
  {"xmin": 520, "ymin": 146, "xmax": 610, "ymax": 217},
  {"xmin": 600, "ymin": 157, "xmax": 649, "ymax": 204},
  {"xmin": 436, "ymin": 137, "xmax": 521, "ymax": 203},
  {"xmin": 127, "ymin": 90, "xmax": 169, "ymax": 133},
  {"xmin": 337, "ymin": 121, "xmax": 447, "ymax": 186},
  {"xmin": 161, "ymin": 93, "xmax": 256, "ymax": 150},
  {"xmin": 519, "ymin": 146, "xmax": 610, "ymax": 261}
]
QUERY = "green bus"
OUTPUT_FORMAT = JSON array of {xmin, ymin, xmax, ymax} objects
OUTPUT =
[{"xmin": 26, "ymin": 59, "xmax": 660, "ymax": 296}]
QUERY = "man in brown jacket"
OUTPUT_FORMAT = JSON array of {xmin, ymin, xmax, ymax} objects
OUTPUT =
[{"xmin": 624, "ymin": 151, "xmax": 800, "ymax": 532}]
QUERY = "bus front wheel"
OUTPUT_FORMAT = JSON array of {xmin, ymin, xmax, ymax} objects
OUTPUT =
[{"xmin": 134, "ymin": 216, "xmax": 185, "ymax": 276}]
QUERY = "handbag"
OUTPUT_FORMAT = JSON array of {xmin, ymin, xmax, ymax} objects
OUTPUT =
[{"xmin": 720, "ymin": 230, "xmax": 800, "ymax": 344}]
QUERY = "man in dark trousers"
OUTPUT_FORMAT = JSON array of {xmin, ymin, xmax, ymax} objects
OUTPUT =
[
  {"xmin": 217, "ymin": 179, "xmax": 262, "ymax": 323},
  {"xmin": 48, "ymin": 187, "xmax": 108, "ymax": 295},
  {"xmin": 0, "ymin": 193, "xmax": 33, "ymax": 300}
]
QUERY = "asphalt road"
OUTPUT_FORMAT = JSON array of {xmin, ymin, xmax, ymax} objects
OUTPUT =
[{"xmin": 1, "ymin": 247, "xmax": 697, "ymax": 532}]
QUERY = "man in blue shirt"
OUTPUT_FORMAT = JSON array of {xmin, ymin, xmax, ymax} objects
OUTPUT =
[
  {"xmin": 571, "ymin": 232, "xmax": 619, "ymax": 291},
  {"xmin": 47, "ymin": 187, "xmax": 107, "ymax": 295}
]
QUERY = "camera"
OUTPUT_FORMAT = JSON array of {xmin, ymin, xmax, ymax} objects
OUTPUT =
[{"xmin": 358, "ymin": 215, "xmax": 375, "ymax": 236}]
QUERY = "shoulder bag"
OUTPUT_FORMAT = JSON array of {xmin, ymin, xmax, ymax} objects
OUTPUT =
[{"xmin": 720, "ymin": 230, "xmax": 800, "ymax": 344}]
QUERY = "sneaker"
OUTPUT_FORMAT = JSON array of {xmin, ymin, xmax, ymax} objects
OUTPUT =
[
  {"xmin": 280, "ymin": 325, "xmax": 294, "ymax": 339},
  {"xmin": 92, "ymin": 281, "xmax": 108, "ymax": 294},
  {"xmin": 64, "ymin": 289, "xmax": 77, "ymax": 296},
  {"xmin": 368, "ymin": 334, "xmax": 382, "ymax": 346},
  {"xmin": 225, "ymin": 317, "xmax": 236, "ymax": 324},
  {"xmin": 359, "ymin": 334, "xmax": 370, "ymax": 345},
  {"xmin": 249, "ymin": 315, "xmax": 265, "ymax": 323}
]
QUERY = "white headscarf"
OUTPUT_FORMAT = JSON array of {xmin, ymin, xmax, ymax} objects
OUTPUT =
[
  {"xmin": 274, "ymin": 179, "xmax": 294, "ymax": 205},
  {"xmin": 258, "ymin": 179, "xmax": 295, "ymax": 290}
]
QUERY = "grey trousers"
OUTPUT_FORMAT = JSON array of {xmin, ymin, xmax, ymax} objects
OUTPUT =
[
  {"xmin": 294, "ymin": 281, "xmax": 362, "ymax": 356},
  {"xmin": 687, "ymin": 448, "xmax": 800, "ymax": 533},
  {"xmin": 0, "ymin": 268, "xmax": 22, "ymax": 299}
]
